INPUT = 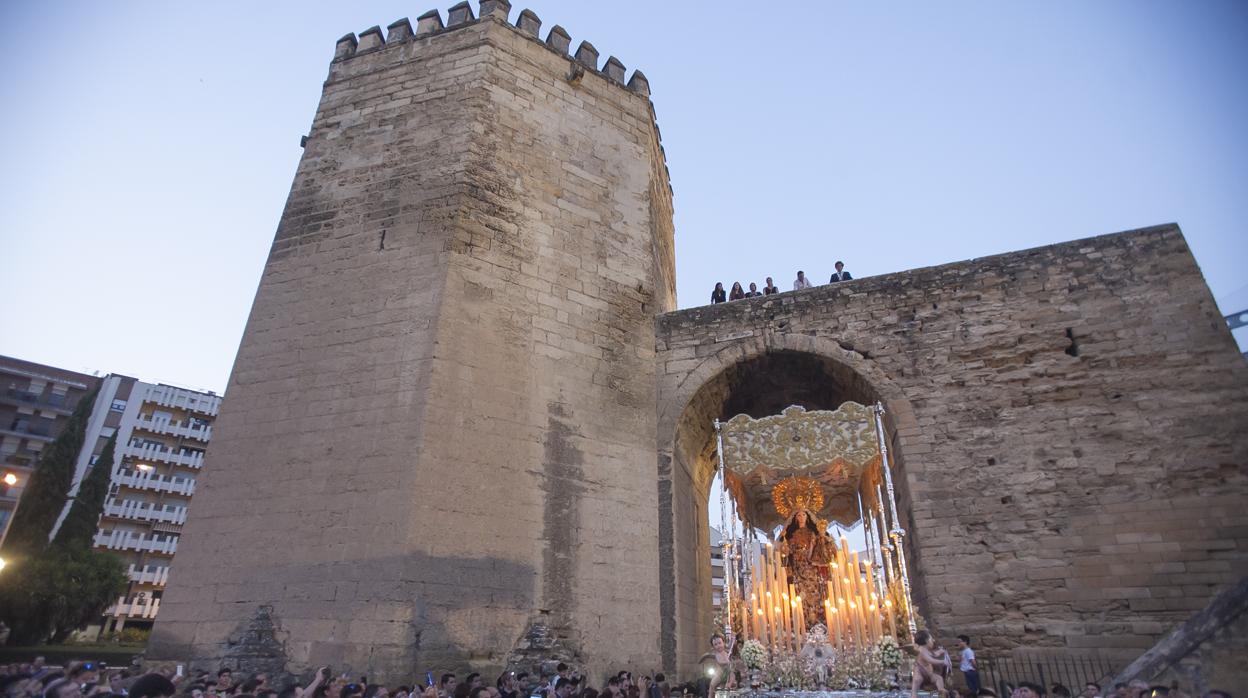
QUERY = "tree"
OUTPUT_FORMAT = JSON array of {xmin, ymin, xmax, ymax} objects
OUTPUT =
[
  {"xmin": 52, "ymin": 433, "xmax": 116, "ymax": 551},
  {"xmin": 0, "ymin": 546, "xmax": 127, "ymax": 645},
  {"xmin": 1, "ymin": 386, "xmax": 99, "ymax": 558}
]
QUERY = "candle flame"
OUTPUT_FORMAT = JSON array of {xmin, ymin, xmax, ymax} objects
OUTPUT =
[
  {"xmin": 849, "ymin": 601, "xmax": 856, "ymax": 608},
  {"xmin": 756, "ymin": 609, "xmax": 763, "ymax": 616},
  {"xmin": 885, "ymin": 599, "xmax": 892, "ymax": 607}
]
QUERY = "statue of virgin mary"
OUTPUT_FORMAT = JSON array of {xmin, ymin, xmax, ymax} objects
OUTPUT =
[{"xmin": 779, "ymin": 508, "xmax": 836, "ymax": 627}]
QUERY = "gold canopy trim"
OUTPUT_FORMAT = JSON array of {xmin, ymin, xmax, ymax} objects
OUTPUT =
[
  {"xmin": 720, "ymin": 403, "xmax": 880, "ymax": 528},
  {"xmin": 721, "ymin": 403, "xmax": 879, "ymax": 475}
]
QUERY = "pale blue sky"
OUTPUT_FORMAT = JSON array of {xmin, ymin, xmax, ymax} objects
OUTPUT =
[{"xmin": 2, "ymin": 1, "xmax": 1246, "ymax": 393}]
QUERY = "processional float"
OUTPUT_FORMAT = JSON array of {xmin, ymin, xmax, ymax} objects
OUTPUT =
[{"xmin": 713, "ymin": 401, "xmax": 917, "ymax": 653}]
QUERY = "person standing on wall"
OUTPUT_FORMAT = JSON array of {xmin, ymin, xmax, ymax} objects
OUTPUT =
[
  {"xmin": 711, "ymin": 282, "xmax": 726, "ymax": 304},
  {"xmin": 793, "ymin": 271, "xmax": 812, "ymax": 290},
  {"xmin": 829, "ymin": 261, "xmax": 852, "ymax": 282}
]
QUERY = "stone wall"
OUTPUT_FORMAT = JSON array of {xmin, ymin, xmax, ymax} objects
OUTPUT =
[
  {"xmin": 1111, "ymin": 577, "xmax": 1248, "ymax": 694},
  {"xmin": 655, "ymin": 224, "xmax": 1248, "ymax": 674},
  {"xmin": 150, "ymin": 3, "xmax": 673, "ymax": 681}
]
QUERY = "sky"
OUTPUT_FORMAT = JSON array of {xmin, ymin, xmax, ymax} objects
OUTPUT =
[{"xmin": 1, "ymin": 0, "xmax": 1246, "ymax": 395}]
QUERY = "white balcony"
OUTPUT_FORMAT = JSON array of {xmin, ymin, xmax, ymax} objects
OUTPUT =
[
  {"xmin": 94, "ymin": 530, "xmax": 178, "ymax": 555},
  {"xmin": 113, "ymin": 470, "xmax": 196, "ymax": 496},
  {"xmin": 104, "ymin": 595, "xmax": 161, "ymax": 619},
  {"xmin": 133, "ymin": 414, "xmax": 212, "ymax": 442},
  {"xmin": 139, "ymin": 384, "xmax": 221, "ymax": 417},
  {"xmin": 121, "ymin": 443, "xmax": 205, "ymax": 469},
  {"xmin": 127, "ymin": 564, "xmax": 170, "ymax": 586},
  {"xmin": 104, "ymin": 499, "xmax": 188, "ymax": 525}
]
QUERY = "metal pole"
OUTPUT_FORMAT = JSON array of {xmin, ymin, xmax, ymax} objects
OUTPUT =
[
  {"xmin": 714, "ymin": 419, "xmax": 733, "ymax": 643},
  {"xmin": 856, "ymin": 490, "xmax": 879, "ymax": 594},
  {"xmin": 874, "ymin": 401, "xmax": 916, "ymax": 636},
  {"xmin": 869, "ymin": 506, "xmax": 887, "ymax": 597}
]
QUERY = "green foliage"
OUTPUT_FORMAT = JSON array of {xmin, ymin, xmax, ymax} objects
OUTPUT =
[
  {"xmin": 116, "ymin": 627, "xmax": 150, "ymax": 645},
  {"xmin": 0, "ymin": 546, "xmax": 127, "ymax": 646},
  {"xmin": 1, "ymin": 386, "xmax": 99, "ymax": 558},
  {"xmin": 52, "ymin": 433, "xmax": 116, "ymax": 551}
]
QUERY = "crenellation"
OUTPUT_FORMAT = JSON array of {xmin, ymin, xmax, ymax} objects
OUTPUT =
[
  {"xmin": 516, "ymin": 8, "xmax": 541, "ymax": 36},
  {"xmin": 357, "ymin": 25, "xmax": 385, "ymax": 52},
  {"xmin": 574, "ymin": 40, "xmax": 599, "ymax": 70},
  {"xmin": 603, "ymin": 56, "xmax": 626, "ymax": 83},
  {"xmin": 415, "ymin": 9, "xmax": 444, "ymax": 37},
  {"xmin": 479, "ymin": 0, "xmax": 511, "ymax": 20},
  {"xmin": 545, "ymin": 25, "xmax": 571, "ymax": 55},
  {"xmin": 332, "ymin": 6, "xmax": 649, "ymax": 103},
  {"xmin": 386, "ymin": 18, "xmax": 413, "ymax": 42},
  {"xmin": 447, "ymin": 1, "xmax": 475, "ymax": 26},
  {"xmin": 334, "ymin": 33, "xmax": 357, "ymax": 60}
]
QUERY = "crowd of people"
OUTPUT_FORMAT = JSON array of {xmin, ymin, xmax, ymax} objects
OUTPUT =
[
  {"xmin": 710, "ymin": 263, "xmax": 854, "ymax": 304},
  {"xmin": 0, "ymin": 654, "xmax": 1232, "ymax": 698},
  {"xmin": 0, "ymin": 661, "xmax": 690, "ymax": 698},
  {"xmin": 908, "ymin": 632, "xmax": 1231, "ymax": 698}
]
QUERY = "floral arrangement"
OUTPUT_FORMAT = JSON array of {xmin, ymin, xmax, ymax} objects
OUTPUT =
[
  {"xmin": 764, "ymin": 651, "xmax": 812, "ymax": 690},
  {"xmin": 739, "ymin": 639, "xmax": 767, "ymax": 670},
  {"xmin": 825, "ymin": 645, "xmax": 889, "ymax": 690},
  {"xmin": 876, "ymin": 635, "xmax": 903, "ymax": 669}
]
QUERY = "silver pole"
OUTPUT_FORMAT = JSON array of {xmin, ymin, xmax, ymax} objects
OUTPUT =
[
  {"xmin": 714, "ymin": 419, "xmax": 733, "ymax": 643},
  {"xmin": 869, "ymin": 504, "xmax": 887, "ymax": 597},
  {"xmin": 874, "ymin": 402, "xmax": 916, "ymax": 636},
  {"xmin": 876, "ymin": 483, "xmax": 894, "ymax": 583}
]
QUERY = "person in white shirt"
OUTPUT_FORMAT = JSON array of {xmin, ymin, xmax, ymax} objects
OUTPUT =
[
  {"xmin": 957, "ymin": 634, "xmax": 980, "ymax": 694},
  {"xmin": 793, "ymin": 271, "xmax": 812, "ymax": 290}
]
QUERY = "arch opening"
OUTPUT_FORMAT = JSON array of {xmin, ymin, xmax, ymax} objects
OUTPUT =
[{"xmin": 663, "ymin": 347, "xmax": 926, "ymax": 672}]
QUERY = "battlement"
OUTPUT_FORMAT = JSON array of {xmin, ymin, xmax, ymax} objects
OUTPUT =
[{"xmin": 331, "ymin": 0, "xmax": 652, "ymax": 97}]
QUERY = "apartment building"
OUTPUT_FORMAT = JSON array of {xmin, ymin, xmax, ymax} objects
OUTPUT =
[
  {"xmin": 0, "ymin": 356, "xmax": 100, "ymax": 546},
  {"xmin": 85, "ymin": 378, "xmax": 220, "ymax": 634}
]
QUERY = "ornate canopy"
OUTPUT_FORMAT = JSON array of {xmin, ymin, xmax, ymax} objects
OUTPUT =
[{"xmin": 720, "ymin": 403, "xmax": 880, "ymax": 529}]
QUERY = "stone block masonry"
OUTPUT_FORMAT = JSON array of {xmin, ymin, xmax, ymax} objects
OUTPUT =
[
  {"xmin": 655, "ymin": 224, "xmax": 1248, "ymax": 672},
  {"xmin": 149, "ymin": 3, "xmax": 674, "ymax": 681}
]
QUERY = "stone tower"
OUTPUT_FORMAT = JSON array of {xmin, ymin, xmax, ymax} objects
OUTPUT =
[{"xmin": 149, "ymin": 1, "xmax": 674, "ymax": 678}]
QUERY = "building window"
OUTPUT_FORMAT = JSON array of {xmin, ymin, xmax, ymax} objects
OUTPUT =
[{"xmin": 110, "ymin": 399, "xmax": 127, "ymax": 413}]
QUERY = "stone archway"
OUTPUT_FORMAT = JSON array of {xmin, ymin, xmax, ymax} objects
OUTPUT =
[{"xmin": 655, "ymin": 333, "xmax": 927, "ymax": 675}]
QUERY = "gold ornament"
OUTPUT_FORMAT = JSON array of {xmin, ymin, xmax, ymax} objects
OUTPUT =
[{"xmin": 771, "ymin": 476, "xmax": 825, "ymax": 520}]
